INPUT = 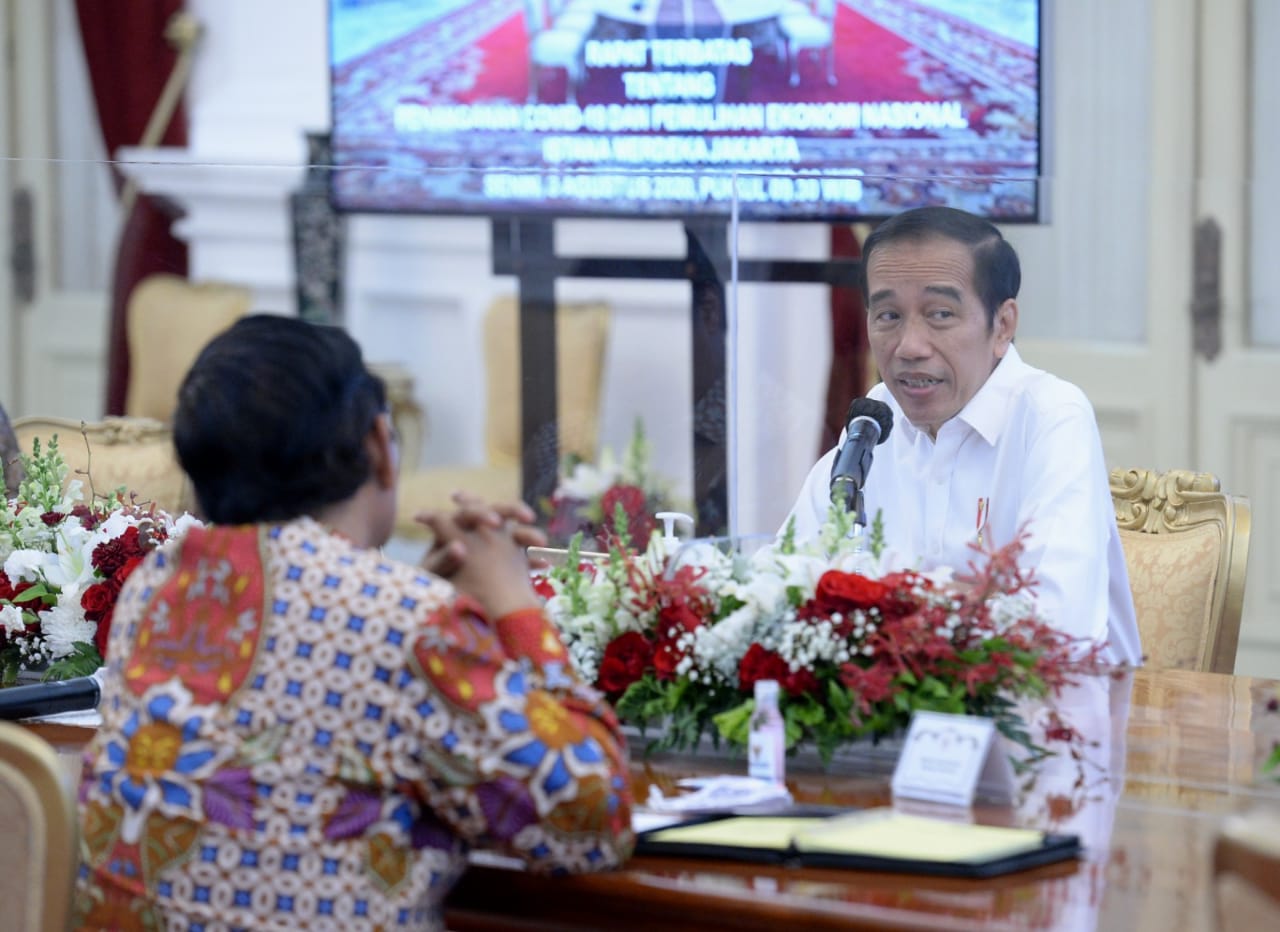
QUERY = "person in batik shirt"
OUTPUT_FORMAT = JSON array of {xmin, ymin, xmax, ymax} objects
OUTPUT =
[{"xmin": 74, "ymin": 315, "xmax": 634, "ymax": 931}]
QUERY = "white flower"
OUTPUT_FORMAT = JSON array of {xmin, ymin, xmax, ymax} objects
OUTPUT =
[
  {"xmin": 4, "ymin": 547, "xmax": 50, "ymax": 583},
  {"xmin": 171, "ymin": 513, "xmax": 204, "ymax": 539},
  {"xmin": 39, "ymin": 600, "xmax": 97, "ymax": 659},
  {"xmin": 691, "ymin": 606, "xmax": 758, "ymax": 683},
  {"xmin": 558, "ymin": 451, "xmax": 620, "ymax": 500},
  {"xmin": 60, "ymin": 478, "xmax": 86, "ymax": 510},
  {"xmin": 46, "ymin": 521, "xmax": 98, "ymax": 591},
  {"xmin": 748, "ymin": 549, "xmax": 822, "ymax": 595},
  {"xmin": 92, "ymin": 510, "xmax": 136, "ymax": 542},
  {"xmin": 985, "ymin": 591, "xmax": 1041, "ymax": 634},
  {"xmin": 0, "ymin": 604, "xmax": 26, "ymax": 638}
]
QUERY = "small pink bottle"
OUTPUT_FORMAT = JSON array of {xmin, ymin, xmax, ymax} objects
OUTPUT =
[{"xmin": 748, "ymin": 679, "xmax": 786, "ymax": 785}]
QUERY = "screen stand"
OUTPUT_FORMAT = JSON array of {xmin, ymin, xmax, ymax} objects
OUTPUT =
[{"xmin": 490, "ymin": 217, "xmax": 860, "ymax": 540}]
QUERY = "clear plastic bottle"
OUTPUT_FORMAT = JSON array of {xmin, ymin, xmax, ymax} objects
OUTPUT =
[{"xmin": 748, "ymin": 678, "xmax": 786, "ymax": 785}]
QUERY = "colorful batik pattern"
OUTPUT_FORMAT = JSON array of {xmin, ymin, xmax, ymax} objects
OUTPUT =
[{"xmin": 75, "ymin": 517, "xmax": 634, "ymax": 930}]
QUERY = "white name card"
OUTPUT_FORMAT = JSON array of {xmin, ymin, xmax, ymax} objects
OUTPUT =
[{"xmin": 891, "ymin": 711, "xmax": 1017, "ymax": 807}]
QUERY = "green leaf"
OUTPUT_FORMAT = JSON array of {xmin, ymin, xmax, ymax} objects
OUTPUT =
[
  {"xmin": 42, "ymin": 642, "xmax": 102, "ymax": 681},
  {"xmin": 713, "ymin": 699, "xmax": 754, "ymax": 745}
]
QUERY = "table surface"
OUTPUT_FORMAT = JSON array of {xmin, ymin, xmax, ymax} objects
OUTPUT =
[{"xmin": 26, "ymin": 668, "xmax": 1280, "ymax": 931}]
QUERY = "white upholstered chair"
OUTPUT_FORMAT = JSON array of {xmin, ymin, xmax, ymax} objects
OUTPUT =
[
  {"xmin": 0, "ymin": 722, "xmax": 78, "ymax": 932},
  {"xmin": 1110, "ymin": 467, "xmax": 1251, "ymax": 674},
  {"xmin": 525, "ymin": 0, "xmax": 595, "ymax": 103},
  {"xmin": 779, "ymin": 0, "xmax": 837, "ymax": 87}
]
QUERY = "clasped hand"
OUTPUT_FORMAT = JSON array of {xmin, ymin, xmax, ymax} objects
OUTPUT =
[{"xmin": 415, "ymin": 492, "xmax": 548, "ymax": 619}]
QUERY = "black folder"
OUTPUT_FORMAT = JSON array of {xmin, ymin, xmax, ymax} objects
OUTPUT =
[{"xmin": 636, "ymin": 808, "xmax": 1081, "ymax": 879}]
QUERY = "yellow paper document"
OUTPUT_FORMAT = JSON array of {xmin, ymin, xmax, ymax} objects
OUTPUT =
[
  {"xmin": 645, "ymin": 809, "xmax": 1050, "ymax": 865},
  {"xmin": 794, "ymin": 810, "xmax": 1046, "ymax": 863},
  {"xmin": 646, "ymin": 816, "xmax": 815, "ymax": 851}
]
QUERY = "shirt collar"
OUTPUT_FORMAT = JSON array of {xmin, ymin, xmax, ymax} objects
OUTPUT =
[
  {"xmin": 884, "ymin": 344, "xmax": 1027, "ymax": 446},
  {"xmin": 955, "ymin": 343, "xmax": 1025, "ymax": 445}
]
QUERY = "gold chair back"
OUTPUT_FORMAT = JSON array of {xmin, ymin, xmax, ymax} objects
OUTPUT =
[
  {"xmin": 13, "ymin": 415, "xmax": 195, "ymax": 516},
  {"xmin": 125, "ymin": 273, "xmax": 252, "ymax": 422},
  {"xmin": 395, "ymin": 297, "xmax": 610, "ymax": 538},
  {"xmin": 0, "ymin": 722, "xmax": 78, "ymax": 932},
  {"xmin": 1110, "ymin": 467, "xmax": 1250, "ymax": 673}
]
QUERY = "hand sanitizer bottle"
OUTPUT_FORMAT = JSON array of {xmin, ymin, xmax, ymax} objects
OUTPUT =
[{"xmin": 748, "ymin": 679, "xmax": 785, "ymax": 785}]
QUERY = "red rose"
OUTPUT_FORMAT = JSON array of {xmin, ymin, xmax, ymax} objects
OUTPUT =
[
  {"xmin": 656, "ymin": 603, "xmax": 701, "ymax": 640},
  {"xmin": 738, "ymin": 643, "xmax": 789, "ymax": 691},
  {"xmin": 877, "ymin": 571, "xmax": 931, "ymax": 619},
  {"xmin": 92, "ymin": 525, "xmax": 145, "ymax": 578},
  {"xmin": 599, "ymin": 484, "xmax": 657, "ymax": 549},
  {"xmin": 93, "ymin": 609, "xmax": 113, "ymax": 660},
  {"xmin": 781, "ymin": 666, "xmax": 820, "ymax": 697},
  {"xmin": 0, "ymin": 572, "xmax": 17, "ymax": 602},
  {"xmin": 812, "ymin": 571, "xmax": 889, "ymax": 614},
  {"xmin": 80, "ymin": 582, "xmax": 115, "ymax": 622},
  {"xmin": 738, "ymin": 643, "xmax": 821, "ymax": 697},
  {"xmin": 597, "ymin": 631, "xmax": 653, "ymax": 694},
  {"xmin": 652, "ymin": 603, "xmax": 702, "ymax": 681},
  {"xmin": 114, "ymin": 555, "xmax": 144, "ymax": 586},
  {"xmin": 531, "ymin": 574, "xmax": 555, "ymax": 601}
]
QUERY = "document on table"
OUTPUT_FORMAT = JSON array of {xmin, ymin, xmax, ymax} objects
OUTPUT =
[{"xmin": 637, "ymin": 807, "xmax": 1081, "ymax": 877}]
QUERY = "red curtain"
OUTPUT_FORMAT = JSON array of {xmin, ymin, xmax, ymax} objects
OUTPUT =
[
  {"xmin": 75, "ymin": 0, "xmax": 189, "ymax": 416},
  {"xmin": 820, "ymin": 224, "xmax": 868, "ymax": 453}
]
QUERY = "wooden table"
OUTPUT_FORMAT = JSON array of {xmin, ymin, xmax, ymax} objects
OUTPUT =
[{"xmin": 26, "ymin": 668, "xmax": 1280, "ymax": 931}]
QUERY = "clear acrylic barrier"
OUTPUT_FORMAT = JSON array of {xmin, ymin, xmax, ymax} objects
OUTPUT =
[{"xmin": 4, "ymin": 0, "xmax": 1280, "ymax": 675}]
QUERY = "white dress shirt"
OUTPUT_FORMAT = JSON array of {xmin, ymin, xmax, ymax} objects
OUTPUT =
[{"xmin": 783, "ymin": 345, "xmax": 1141, "ymax": 665}]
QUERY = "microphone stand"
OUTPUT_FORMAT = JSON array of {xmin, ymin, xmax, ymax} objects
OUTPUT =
[{"xmin": 830, "ymin": 477, "xmax": 868, "ymax": 545}]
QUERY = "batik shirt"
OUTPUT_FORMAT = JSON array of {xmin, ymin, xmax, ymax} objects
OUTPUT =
[{"xmin": 74, "ymin": 516, "xmax": 634, "ymax": 930}]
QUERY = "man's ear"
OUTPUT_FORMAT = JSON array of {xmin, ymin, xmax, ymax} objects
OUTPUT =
[
  {"xmin": 994, "ymin": 299, "xmax": 1018, "ymax": 356},
  {"xmin": 368, "ymin": 412, "xmax": 397, "ymax": 490}
]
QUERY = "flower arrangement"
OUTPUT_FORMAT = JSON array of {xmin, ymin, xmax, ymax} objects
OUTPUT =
[
  {"xmin": 1, "ymin": 435, "xmax": 197, "ymax": 684},
  {"xmin": 536, "ymin": 507, "xmax": 1109, "ymax": 765},
  {"xmin": 543, "ymin": 418, "xmax": 679, "ymax": 552}
]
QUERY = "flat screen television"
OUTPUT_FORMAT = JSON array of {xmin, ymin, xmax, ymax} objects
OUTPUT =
[{"xmin": 329, "ymin": 0, "xmax": 1043, "ymax": 221}]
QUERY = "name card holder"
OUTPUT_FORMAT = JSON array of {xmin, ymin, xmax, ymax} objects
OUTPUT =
[{"xmin": 891, "ymin": 711, "xmax": 1017, "ymax": 807}]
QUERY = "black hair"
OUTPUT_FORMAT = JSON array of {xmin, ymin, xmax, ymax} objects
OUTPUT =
[
  {"xmin": 173, "ymin": 314, "xmax": 387, "ymax": 524},
  {"xmin": 860, "ymin": 206, "xmax": 1021, "ymax": 327}
]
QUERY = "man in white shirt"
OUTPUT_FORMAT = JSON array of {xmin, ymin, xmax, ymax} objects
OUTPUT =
[{"xmin": 784, "ymin": 207, "xmax": 1141, "ymax": 665}]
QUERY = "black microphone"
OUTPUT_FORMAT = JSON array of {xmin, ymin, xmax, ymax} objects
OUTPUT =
[
  {"xmin": 0, "ymin": 671, "xmax": 103, "ymax": 721},
  {"xmin": 830, "ymin": 398, "xmax": 893, "ymax": 515}
]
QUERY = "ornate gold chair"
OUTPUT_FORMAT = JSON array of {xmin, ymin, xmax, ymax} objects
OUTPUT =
[
  {"xmin": 126, "ymin": 274, "xmax": 424, "ymax": 471},
  {"xmin": 0, "ymin": 722, "xmax": 78, "ymax": 932},
  {"xmin": 1110, "ymin": 468, "xmax": 1251, "ymax": 673},
  {"xmin": 124, "ymin": 273, "xmax": 254, "ymax": 422},
  {"xmin": 395, "ymin": 296, "xmax": 610, "ymax": 538},
  {"xmin": 13, "ymin": 415, "xmax": 196, "ymax": 515}
]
